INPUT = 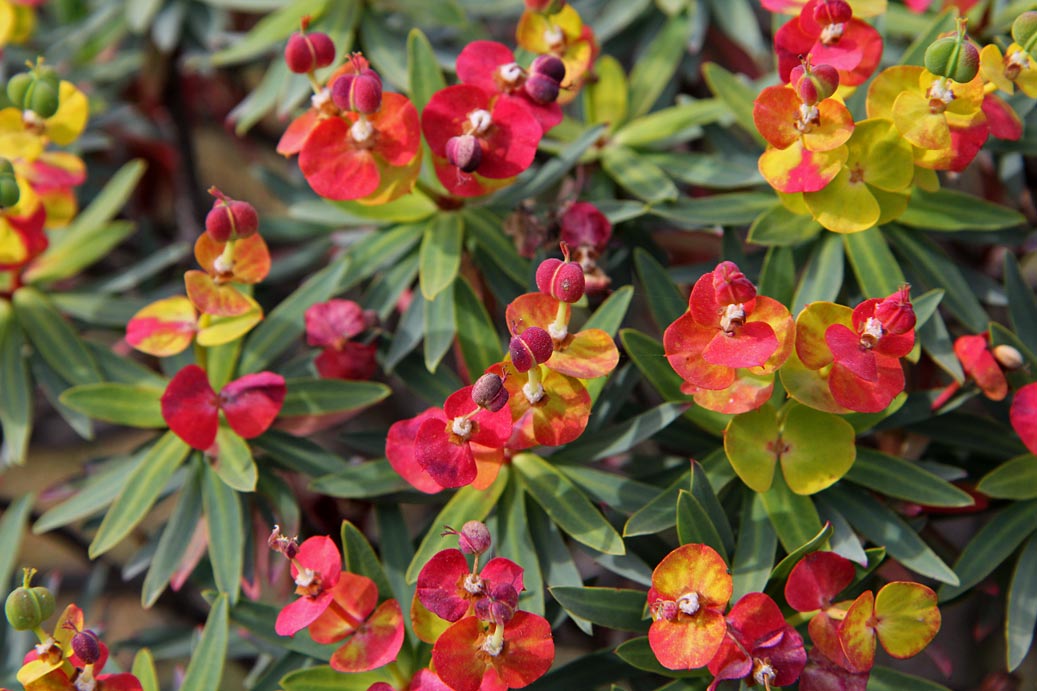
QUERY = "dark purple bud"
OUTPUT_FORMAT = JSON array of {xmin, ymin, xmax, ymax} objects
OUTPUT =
[
  {"xmin": 472, "ymin": 373, "xmax": 508, "ymax": 412},
  {"xmin": 458, "ymin": 520, "xmax": 492, "ymax": 554},
  {"xmin": 529, "ymin": 54, "xmax": 566, "ymax": 84},
  {"xmin": 72, "ymin": 630, "xmax": 101, "ymax": 664},
  {"xmin": 446, "ymin": 134, "xmax": 483, "ymax": 173}
]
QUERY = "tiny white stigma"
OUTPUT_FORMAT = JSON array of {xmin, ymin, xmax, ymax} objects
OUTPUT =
[
  {"xmin": 468, "ymin": 109, "xmax": 493, "ymax": 136},
  {"xmin": 929, "ymin": 79, "xmax": 956, "ymax": 104},
  {"xmin": 350, "ymin": 117, "xmax": 375, "ymax": 143},
  {"xmin": 451, "ymin": 416, "xmax": 473, "ymax": 438},
  {"xmin": 677, "ymin": 592, "xmax": 700, "ymax": 616},
  {"xmin": 481, "ymin": 633, "xmax": 504, "ymax": 656},
  {"xmin": 523, "ymin": 380, "xmax": 545, "ymax": 405},
  {"xmin": 499, "ymin": 62, "xmax": 524, "ymax": 85},
  {"xmin": 310, "ymin": 87, "xmax": 332, "ymax": 110},
  {"xmin": 720, "ymin": 303, "xmax": 746, "ymax": 334},
  {"xmin": 543, "ymin": 24, "xmax": 565, "ymax": 50},
  {"xmin": 548, "ymin": 322, "xmax": 568, "ymax": 341},
  {"xmin": 213, "ymin": 254, "xmax": 233, "ymax": 275},
  {"xmin": 820, "ymin": 22, "xmax": 845, "ymax": 44},
  {"xmin": 294, "ymin": 567, "xmax": 317, "ymax": 588},
  {"xmin": 463, "ymin": 573, "xmax": 484, "ymax": 594}
]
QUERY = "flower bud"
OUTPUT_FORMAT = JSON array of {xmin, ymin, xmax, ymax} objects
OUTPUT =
[
  {"xmin": 0, "ymin": 159, "xmax": 20, "ymax": 209},
  {"xmin": 472, "ymin": 373, "xmax": 509, "ymax": 412},
  {"xmin": 790, "ymin": 63, "xmax": 839, "ymax": 105},
  {"xmin": 509, "ymin": 327, "xmax": 553, "ymax": 372},
  {"xmin": 7, "ymin": 66, "xmax": 61, "ymax": 119},
  {"xmin": 284, "ymin": 31, "xmax": 335, "ymax": 73},
  {"xmin": 457, "ymin": 520, "xmax": 492, "ymax": 555},
  {"xmin": 5, "ymin": 578, "xmax": 55, "ymax": 631},
  {"xmin": 1012, "ymin": 11, "xmax": 1037, "ymax": 54},
  {"xmin": 529, "ymin": 54, "xmax": 566, "ymax": 84},
  {"xmin": 874, "ymin": 286, "xmax": 915, "ymax": 335},
  {"xmin": 813, "ymin": 0, "xmax": 853, "ymax": 25},
  {"xmin": 535, "ymin": 257, "xmax": 585, "ymax": 303},
  {"xmin": 993, "ymin": 344, "xmax": 1024, "ymax": 371},
  {"xmin": 331, "ymin": 69, "xmax": 383, "ymax": 114},
  {"xmin": 925, "ymin": 35, "xmax": 980, "ymax": 83},
  {"xmin": 712, "ymin": 262, "xmax": 756, "ymax": 306},
  {"xmin": 205, "ymin": 187, "xmax": 259, "ymax": 242},
  {"xmin": 560, "ymin": 202, "xmax": 611, "ymax": 253},
  {"xmin": 72, "ymin": 629, "xmax": 102, "ymax": 664},
  {"xmin": 524, "ymin": 72, "xmax": 561, "ymax": 104},
  {"xmin": 445, "ymin": 134, "xmax": 483, "ymax": 174}
]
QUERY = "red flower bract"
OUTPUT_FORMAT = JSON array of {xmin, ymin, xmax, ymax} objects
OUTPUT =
[
  {"xmin": 416, "ymin": 549, "xmax": 524, "ymax": 623},
  {"xmin": 431, "ymin": 611, "xmax": 554, "ymax": 691},
  {"xmin": 275, "ymin": 536, "xmax": 342, "ymax": 637},
  {"xmin": 456, "ymin": 40, "xmax": 563, "ymax": 132}
]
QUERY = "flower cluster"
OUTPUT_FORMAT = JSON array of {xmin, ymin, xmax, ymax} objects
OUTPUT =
[
  {"xmin": 756, "ymin": 7, "xmax": 1037, "ymax": 233},
  {"xmin": 126, "ymin": 188, "xmax": 268, "ymax": 355},
  {"xmin": 0, "ymin": 59, "xmax": 89, "ymax": 294},
  {"xmin": 5, "ymin": 569, "xmax": 143, "ymax": 691},
  {"xmin": 387, "ymin": 240, "xmax": 617, "ymax": 491},
  {"xmin": 647, "ymin": 544, "xmax": 940, "ymax": 691}
]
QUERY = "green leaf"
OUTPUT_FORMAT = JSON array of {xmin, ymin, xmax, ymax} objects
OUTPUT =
[
  {"xmin": 731, "ymin": 490, "xmax": 777, "ymax": 600},
  {"xmin": 59, "ymin": 383, "xmax": 164, "ymax": 428},
  {"xmin": 419, "ymin": 212, "xmax": 463, "ymax": 300},
  {"xmin": 1004, "ymin": 253, "xmax": 1037, "ymax": 350},
  {"xmin": 240, "ymin": 258, "xmax": 349, "ymax": 373},
  {"xmin": 311, "ymin": 459, "xmax": 410, "ymax": 498},
  {"xmin": 844, "ymin": 228, "xmax": 905, "ymax": 298},
  {"xmin": 978, "ymin": 454, "xmax": 1037, "ymax": 499},
  {"xmin": 1007, "ymin": 533, "xmax": 1037, "ymax": 671},
  {"xmin": 142, "ymin": 459, "xmax": 204, "ymax": 607},
  {"xmin": 406, "ymin": 28, "xmax": 445, "ymax": 112},
  {"xmin": 898, "ymin": 8, "xmax": 955, "ymax": 66},
  {"xmin": 25, "ymin": 160, "xmax": 146, "ymax": 284},
  {"xmin": 747, "ymin": 204, "xmax": 821, "ymax": 247},
  {"xmin": 601, "ymin": 146, "xmax": 679, "ymax": 203},
  {"xmin": 33, "ymin": 456, "xmax": 134, "ymax": 533},
  {"xmin": 405, "ymin": 468, "xmax": 509, "ymax": 583},
  {"xmin": 898, "ymin": 188, "xmax": 1026, "ymax": 231},
  {"xmin": 759, "ymin": 246, "xmax": 796, "ymax": 309},
  {"xmin": 791, "ymin": 233, "xmax": 843, "ymax": 313},
  {"xmin": 551, "ymin": 402, "xmax": 686, "ymax": 463},
  {"xmin": 646, "ymin": 151, "xmax": 762, "ymax": 188},
  {"xmin": 623, "ymin": 469, "xmax": 690, "ymax": 537},
  {"xmin": 918, "ymin": 308, "xmax": 964, "ymax": 382},
  {"xmin": 385, "ymin": 288, "xmax": 425, "ymax": 372},
  {"xmin": 204, "ymin": 337, "xmax": 242, "ymax": 392},
  {"xmin": 423, "ymin": 280, "xmax": 456, "ymax": 372},
  {"xmin": 252, "ymin": 429, "xmax": 344, "ymax": 476},
  {"xmin": 940, "ymin": 500, "xmax": 1037, "ymax": 599},
  {"xmin": 374, "ymin": 505, "xmax": 416, "ymax": 616},
  {"xmin": 634, "ymin": 248, "xmax": 686, "ymax": 330},
  {"xmin": 230, "ymin": 599, "xmax": 337, "ymax": 660},
  {"xmin": 12, "ymin": 287, "xmax": 101, "ymax": 386},
  {"xmin": 651, "ymin": 192, "xmax": 778, "ymax": 228},
  {"xmin": 866, "ymin": 666, "xmax": 953, "ymax": 691},
  {"xmin": 90, "ymin": 432, "xmax": 190, "ymax": 558},
  {"xmin": 584, "ymin": 55, "xmax": 628, "ymax": 129},
  {"xmin": 491, "ymin": 125, "xmax": 606, "ymax": 208},
  {"xmin": 759, "ymin": 472, "xmax": 823, "ymax": 552},
  {"xmin": 613, "ymin": 99, "xmax": 726, "ymax": 148},
  {"xmin": 846, "ymin": 448, "xmax": 974, "ymax": 508},
  {"xmin": 825, "ymin": 484, "xmax": 959, "ymax": 585},
  {"xmin": 690, "ymin": 460, "xmax": 735, "ymax": 555},
  {"xmin": 514, "ymin": 453, "xmax": 626, "ymax": 555},
  {"xmin": 203, "ymin": 462, "xmax": 243, "ymax": 603},
  {"xmin": 529, "ymin": 504, "xmax": 591, "ymax": 633},
  {"xmin": 560, "ymin": 466, "xmax": 659, "ymax": 515},
  {"xmin": 280, "ymin": 378, "xmax": 391, "ymax": 416},
  {"xmin": 701, "ymin": 62, "xmax": 765, "ymax": 145},
  {"xmin": 341, "ymin": 520, "xmax": 394, "ymax": 600},
  {"xmin": 769, "ymin": 522, "xmax": 834, "ymax": 581},
  {"xmin": 549, "ymin": 586, "xmax": 648, "ymax": 633},
  {"xmin": 131, "ymin": 649, "xmax": 160, "ymax": 691},
  {"xmin": 211, "ymin": 0, "xmax": 326, "ymax": 65},
  {"xmin": 627, "ymin": 14, "xmax": 689, "ymax": 117},
  {"xmin": 885, "ymin": 227, "xmax": 988, "ymax": 332},
  {"xmin": 0, "ymin": 492, "xmax": 33, "ymax": 590},
  {"xmin": 676, "ymin": 490, "xmax": 727, "ymax": 560},
  {"xmin": 180, "ymin": 594, "xmax": 229, "ymax": 691},
  {"xmin": 0, "ymin": 303, "xmax": 31, "ymax": 465},
  {"xmin": 498, "ymin": 483, "xmax": 544, "ymax": 614},
  {"xmin": 213, "ymin": 426, "xmax": 257, "ymax": 492},
  {"xmin": 584, "ymin": 285, "xmax": 634, "ymax": 336},
  {"xmin": 281, "ymin": 666, "xmax": 393, "ymax": 691},
  {"xmin": 454, "ymin": 276, "xmax": 500, "ymax": 377}
]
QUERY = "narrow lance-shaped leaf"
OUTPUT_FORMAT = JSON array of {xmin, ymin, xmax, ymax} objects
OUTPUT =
[
  {"xmin": 203, "ymin": 462, "xmax": 244, "ymax": 604},
  {"xmin": 419, "ymin": 213, "xmax": 463, "ymax": 300},
  {"xmin": 179, "ymin": 594, "xmax": 230, "ymax": 691},
  {"xmin": 0, "ymin": 303, "xmax": 31, "ymax": 465}
]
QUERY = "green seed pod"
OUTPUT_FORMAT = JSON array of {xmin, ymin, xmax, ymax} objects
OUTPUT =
[
  {"xmin": 5, "ymin": 585, "xmax": 54, "ymax": 630},
  {"xmin": 924, "ymin": 35, "xmax": 980, "ymax": 83},
  {"xmin": 0, "ymin": 176, "xmax": 21, "ymax": 209},
  {"xmin": 26, "ymin": 79, "xmax": 59, "ymax": 119},
  {"xmin": 1012, "ymin": 11, "xmax": 1037, "ymax": 55},
  {"xmin": 6, "ymin": 72, "xmax": 32, "ymax": 109}
]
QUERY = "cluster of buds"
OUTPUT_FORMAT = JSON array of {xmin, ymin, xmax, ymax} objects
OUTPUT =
[
  {"xmin": 5, "ymin": 568, "xmax": 143, "ymax": 691},
  {"xmin": 283, "ymin": 19, "xmax": 335, "ymax": 76},
  {"xmin": 7, "ymin": 58, "xmax": 61, "ymax": 122}
]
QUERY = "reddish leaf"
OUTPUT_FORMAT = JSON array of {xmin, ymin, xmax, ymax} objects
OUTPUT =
[
  {"xmin": 432, "ymin": 612, "xmax": 554, "ymax": 691},
  {"xmin": 184, "ymin": 270, "xmax": 255, "ymax": 317},
  {"xmin": 328, "ymin": 599, "xmax": 405, "ymax": 672},
  {"xmin": 305, "ymin": 299, "xmax": 370, "ymax": 348},
  {"xmin": 220, "ymin": 372, "xmax": 286, "ymax": 439},
  {"xmin": 955, "ymin": 334, "xmax": 1007, "ymax": 401},
  {"xmin": 416, "ymin": 549, "xmax": 472, "ymax": 622},
  {"xmin": 785, "ymin": 551, "xmax": 856, "ymax": 612},
  {"xmin": 1011, "ymin": 383, "xmax": 1037, "ymax": 455},
  {"xmin": 873, "ymin": 582, "xmax": 941, "ymax": 659},
  {"xmin": 126, "ymin": 296, "xmax": 198, "ymax": 357},
  {"xmin": 548, "ymin": 328, "xmax": 619, "ymax": 379},
  {"xmin": 194, "ymin": 232, "xmax": 271, "ymax": 285},
  {"xmin": 838, "ymin": 591, "xmax": 876, "ymax": 673},
  {"xmin": 386, "ymin": 408, "xmax": 448, "ymax": 494},
  {"xmin": 299, "ymin": 117, "xmax": 380, "ymax": 200},
  {"xmin": 309, "ymin": 572, "xmax": 378, "ymax": 644},
  {"xmin": 161, "ymin": 365, "xmax": 219, "ymax": 450}
]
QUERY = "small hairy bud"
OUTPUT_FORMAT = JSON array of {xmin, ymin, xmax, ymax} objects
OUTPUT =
[
  {"xmin": 813, "ymin": 0, "xmax": 853, "ymax": 25},
  {"xmin": 874, "ymin": 286, "xmax": 915, "ymax": 335},
  {"xmin": 284, "ymin": 31, "xmax": 335, "ymax": 73},
  {"xmin": 331, "ymin": 68, "xmax": 383, "ymax": 114},
  {"xmin": 71, "ymin": 629, "xmax": 102, "ymax": 664},
  {"xmin": 790, "ymin": 63, "xmax": 839, "ymax": 104},
  {"xmin": 445, "ymin": 134, "xmax": 483, "ymax": 173},
  {"xmin": 535, "ymin": 256, "xmax": 585, "ymax": 303},
  {"xmin": 205, "ymin": 187, "xmax": 259, "ymax": 242},
  {"xmin": 712, "ymin": 262, "xmax": 756, "ymax": 306},
  {"xmin": 509, "ymin": 327, "xmax": 554, "ymax": 372},
  {"xmin": 925, "ymin": 35, "xmax": 980, "ymax": 83},
  {"xmin": 1012, "ymin": 11, "xmax": 1037, "ymax": 53},
  {"xmin": 472, "ymin": 373, "xmax": 509, "ymax": 412},
  {"xmin": 458, "ymin": 520, "xmax": 492, "ymax": 555},
  {"xmin": 5, "ymin": 570, "xmax": 54, "ymax": 631},
  {"xmin": 7, "ymin": 65, "xmax": 60, "ymax": 119}
]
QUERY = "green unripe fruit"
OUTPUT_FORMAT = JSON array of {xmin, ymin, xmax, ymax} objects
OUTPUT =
[
  {"xmin": 1013, "ymin": 11, "xmax": 1037, "ymax": 55},
  {"xmin": 924, "ymin": 35, "xmax": 980, "ymax": 83},
  {"xmin": 6, "ymin": 65, "xmax": 61, "ymax": 119},
  {"xmin": 26, "ymin": 80, "xmax": 59, "ymax": 119},
  {"xmin": 5, "ymin": 585, "xmax": 55, "ymax": 630},
  {"xmin": 0, "ymin": 177, "xmax": 21, "ymax": 209},
  {"xmin": 6, "ymin": 73, "xmax": 32, "ymax": 109}
]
